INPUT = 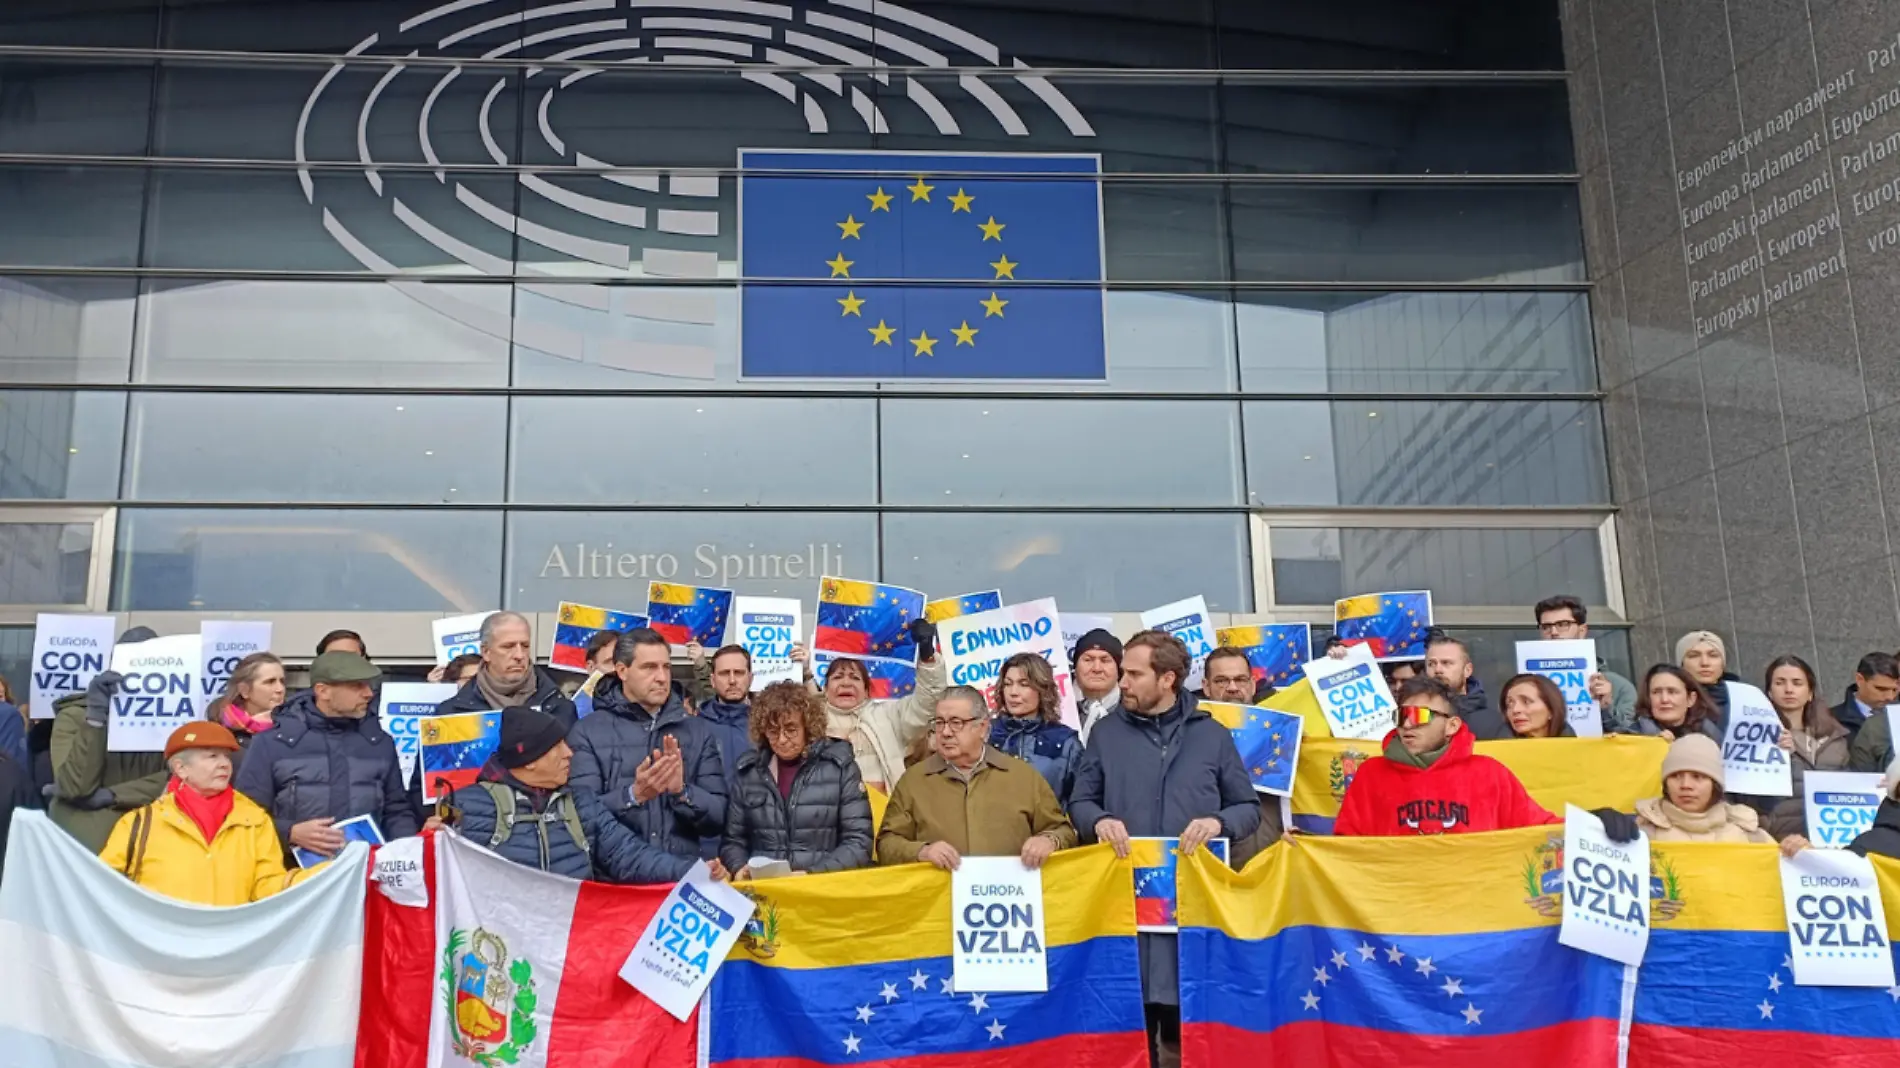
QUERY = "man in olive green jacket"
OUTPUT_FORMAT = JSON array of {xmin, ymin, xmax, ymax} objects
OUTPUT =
[{"xmin": 49, "ymin": 627, "xmax": 171, "ymax": 853}]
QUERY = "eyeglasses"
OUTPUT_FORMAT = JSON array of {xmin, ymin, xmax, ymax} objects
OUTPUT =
[
  {"xmin": 1396, "ymin": 705, "xmax": 1440, "ymax": 728},
  {"xmin": 929, "ymin": 716, "xmax": 984, "ymax": 733},
  {"xmin": 1207, "ymin": 674, "xmax": 1253, "ymax": 688},
  {"xmin": 1538, "ymin": 617, "xmax": 1582, "ymax": 633},
  {"xmin": 762, "ymin": 723, "xmax": 804, "ymax": 740}
]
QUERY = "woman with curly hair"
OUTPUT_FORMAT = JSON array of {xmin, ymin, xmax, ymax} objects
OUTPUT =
[
  {"xmin": 988, "ymin": 653, "xmax": 1082, "ymax": 802},
  {"xmin": 720, "ymin": 680, "xmax": 873, "ymax": 878}
]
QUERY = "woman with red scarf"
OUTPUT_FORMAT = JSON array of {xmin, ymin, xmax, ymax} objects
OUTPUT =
[{"xmin": 100, "ymin": 722, "xmax": 313, "ymax": 906}]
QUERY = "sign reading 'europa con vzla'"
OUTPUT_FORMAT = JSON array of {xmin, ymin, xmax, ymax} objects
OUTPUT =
[{"xmin": 539, "ymin": 542, "xmax": 852, "ymax": 586}]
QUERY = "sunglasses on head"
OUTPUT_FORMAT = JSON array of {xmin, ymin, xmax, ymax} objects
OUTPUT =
[{"xmin": 1397, "ymin": 705, "xmax": 1440, "ymax": 728}]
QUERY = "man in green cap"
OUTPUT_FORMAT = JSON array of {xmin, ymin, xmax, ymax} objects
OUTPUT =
[{"xmin": 233, "ymin": 650, "xmax": 418, "ymax": 860}]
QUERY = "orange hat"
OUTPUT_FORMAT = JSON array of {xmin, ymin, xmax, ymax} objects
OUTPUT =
[{"xmin": 164, "ymin": 721, "xmax": 241, "ymax": 762}]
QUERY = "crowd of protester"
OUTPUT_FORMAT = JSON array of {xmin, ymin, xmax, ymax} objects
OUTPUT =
[{"xmin": 3, "ymin": 592, "xmax": 1900, "ymax": 1067}]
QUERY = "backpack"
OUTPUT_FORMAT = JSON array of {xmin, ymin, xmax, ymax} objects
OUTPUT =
[{"xmin": 475, "ymin": 781, "xmax": 589, "ymax": 860}]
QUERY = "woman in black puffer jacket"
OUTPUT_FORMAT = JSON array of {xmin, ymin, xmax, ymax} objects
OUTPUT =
[{"xmin": 721, "ymin": 681, "xmax": 873, "ymax": 877}]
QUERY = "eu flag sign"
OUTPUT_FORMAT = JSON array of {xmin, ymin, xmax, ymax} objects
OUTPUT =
[{"xmin": 739, "ymin": 150, "xmax": 1106, "ymax": 380}]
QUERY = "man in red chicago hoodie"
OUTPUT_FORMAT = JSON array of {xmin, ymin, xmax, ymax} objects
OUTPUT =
[{"xmin": 1334, "ymin": 676, "xmax": 1637, "ymax": 840}]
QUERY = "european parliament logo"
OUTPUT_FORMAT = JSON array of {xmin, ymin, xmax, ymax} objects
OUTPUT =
[{"xmin": 740, "ymin": 151, "xmax": 1106, "ymax": 379}]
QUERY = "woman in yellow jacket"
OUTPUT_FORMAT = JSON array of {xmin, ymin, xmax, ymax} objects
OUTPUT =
[{"xmin": 100, "ymin": 721, "xmax": 313, "ymax": 906}]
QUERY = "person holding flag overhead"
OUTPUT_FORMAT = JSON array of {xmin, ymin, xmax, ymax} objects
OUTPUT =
[{"xmin": 808, "ymin": 619, "xmax": 946, "ymax": 794}]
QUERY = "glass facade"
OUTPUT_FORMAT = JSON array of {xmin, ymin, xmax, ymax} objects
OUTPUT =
[{"xmin": 0, "ymin": 0, "xmax": 1618, "ymax": 686}]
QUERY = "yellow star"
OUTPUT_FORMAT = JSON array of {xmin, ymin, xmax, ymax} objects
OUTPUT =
[
  {"xmin": 910, "ymin": 330, "xmax": 938, "ymax": 357},
  {"xmin": 990, "ymin": 254, "xmax": 1017, "ymax": 279},
  {"xmin": 978, "ymin": 216, "xmax": 1005, "ymax": 241},
  {"xmin": 867, "ymin": 187, "xmax": 892, "ymax": 212},
  {"xmin": 837, "ymin": 215, "xmax": 865, "ymax": 239},
  {"xmin": 980, "ymin": 292, "xmax": 1008, "ymax": 318},
  {"xmin": 868, "ymin": 319, "xmax": 895, "ymax": 345},
  {"xmin": 837, "ymin": 290, "xmax": 864, "ymax": 317},
  {"xmin": 825, "ymin": 253, "xmax": 853, "ymax": 278},
  {"xmin": 907, "ymin": 176, "xmax": 934, "ymax": 202},
  {"xmin": 951, "ymin": 320, "xmax": 978, "ymax": 346},
  {"xmin": 948, "ymin": 188, "xmax": 974, "ymax": 212}
]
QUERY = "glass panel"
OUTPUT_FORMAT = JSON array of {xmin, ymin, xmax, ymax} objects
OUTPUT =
[
  {"xmin": 0, "ymin": 522, "xmax": 93, "ymax": 606},
  {"xmin": 882, "ymin": 512, "xmax": 1252, "ymax": 612},
  {"xmin": 504, "ymin": 511, "xmax": 878, "ymax": 613},
  {"xmin": 125, "ymin": 393, "xmax": 507, "ymax": 503},
  {"xmin": 0, "ymin": 391, "xmax": 127, "ymax": 499},
  {"xmin": 1105, "ymin": 183, "xmax": 1228, "ymax": 282},
  {"xmin": 0, "ymin": 167, "xmax": 146, "ymax": 269},
  {"xmin": 510, "ymin": 396, "xmax": 876, "ymax": 506},
  {"xmin": 1244, "ymin": 400, "xmax": 1609, "ymax": 507},
  {"xmin": 0, "ymin": 277, "xmax": 137, "ymax": 384},
  {"xmin": 1269, "ymin": 525, "xmax": 1607, "ymax": 607},
  {"xmin": 112, "ymin": 508, "xmax": 503, "ymax": 611},
  {"xmin": 0, "ymin": 60, "xmax": 154, "ymax": 156},
  {"xmin": 1216, "ymin": 0, "xmax": 1563, "ymax": 70},
  {"xmin": 135, "ymin": 278, "xmax": 512, "ymax": 387},
  {"xmin": 0, "ymin": 626, "xmax": 32, "ymax": 711},
  {"xmin": 880, "ymin": 399, "xmax": 1241, "ymax": 506},
  {"xmin": 903, "ymin": 0, "xmax": 1217, "ymax": 68},
  {"xmin": 1230, "ymin": 185, "xmax": 1584, "ymax": 284},
  {"xmin": 902, "ymin": 75, "xmax": 1219, "ymax": 174},
  {"xmin": 1237, "ymin": 291, "xmax": 1594, "ymax": 393},
  {"xmin": 161, "ymin": 0, "xmax": 529, "ymax": 55},
  {"xmin": 0, "ymin": 0, "xmax": 158, "ymax": 48},
  {"xmin": 1222, "ymin": 84, "xmax": 1573, "ymax": 174}
]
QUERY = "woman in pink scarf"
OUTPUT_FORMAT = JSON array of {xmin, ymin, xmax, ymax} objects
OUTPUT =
[{"xmin": 206, "ymin": 652, "xmax": 287, "ymax": 748}]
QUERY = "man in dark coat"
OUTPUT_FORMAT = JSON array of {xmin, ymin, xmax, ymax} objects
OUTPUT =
[
  {"xmin": 1069, "ymin": 630, "xmax": 1261, "ymax": 1068},
  {"xmin": 234, "ymin": 650, "xmax": 419, "ymax": 860},
  {"xmin": 569, "ymin": 628, "xmax": 728, "ymax": 867},
  {"xmin": 48, "ymin": 627, "xmax": 171, "ymax": 852},
  {"xmin": 688, "ymin": 642, "xmax": 756, "ymax": 789},
  {"xmin": 444, "ymin": 706, "xmax": 694, "ymax": 884}
]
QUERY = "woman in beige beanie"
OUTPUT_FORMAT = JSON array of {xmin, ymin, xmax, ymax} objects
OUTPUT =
[{"xmin": 1634, "ymin": 734, "xmax": 1774, "ymax": 844}]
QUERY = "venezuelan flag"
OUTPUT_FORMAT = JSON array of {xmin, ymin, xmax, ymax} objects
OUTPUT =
[
  {"xmin": 1203, "ymin": 700, "xmax": 1302, "ymax": 797},
  {"xmin": 813, "ymin": 651, "xmax": 917, "ymax": 698},
  {"xmin": 1132, "ymin": 837, "xmax": 1229, "ymax": 932},
  {"xmin": 924, "ymin": 589, "xmax": 1003, "ymax": 624},
  {"xmin": 646, "ymin": 582, "xmax": 735, "ymax": 646},
  {"xmin": 1215, "ymin": 624, "xmax": 1311, "ymax": 688},
  {"xmin": 550, "ymin": 601, "xmax": 648, "ymax": 670},
  {"xmin": 708, "ymin": 847, "xmax": 1147, "ymax": 1068},
  {"xmin": 419, "ymin": 712, "xmax": 500, "ymax": 802},
  {"xmin": 815, "ymin": 576, "xmax": 925, "ymax": 661},
  {"xmin": 1179, "ymin": 828, "xmax": 1629, "ymax": 1068},
  {"xmin": 1333, "ymin": 591, "xmax": 1431, "ymax": 661}
]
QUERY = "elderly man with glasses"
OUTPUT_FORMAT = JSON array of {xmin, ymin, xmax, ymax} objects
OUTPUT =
[{"xmin": 875, "ymin": 685, "xmax": 1075, "ymax": 872}]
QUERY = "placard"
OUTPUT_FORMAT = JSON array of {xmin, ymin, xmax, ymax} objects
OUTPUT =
[
  {"xmin": 371, "ymin": 835, "xmax": 429, "ymax": 908},
  {"xmin": 105, "ymin": 634, "xmax": 203, "ymax": 753},
  {"xmin": 294, "ymin": 814, "xmax": 383, "ymax": 869},
  {"xmin": 1557, "ymin": 804, "xmax": 1650, "ymax": 967},
  {"xmin": 939, "ymin": 598, "xmax": 1076, "ymax": 729},
  {"xmin": 550, "ymin": 602, "xmax": 648, "ymax": 672},
  {"xmin": 419, "ymin": 711, "xmax": 501, "ymax": 803},
  {"xmin": 1203, "ymin": 701, "xmax": 1303, "ymax": 797},
  {"xmin": 198, "ymin": 620, "xmax": 273, "ymax": 703},
  {"xmin": 925, "ymin": 590, "xmax": 1003, "ymax": 624},
  {"xmin": 1334, "ymin": 590, "xmax": 1432, "ymax": 662},
  {"xmin": 620, "ymin": 861, "xmax": 755, "ymax": 1021},
  {"xmin": 1060, "ymin": 614, "xmax": 1115, "ymax": 657},
  {"xmin": 1804, "ymin": 772, "xmax": 1884, "ymax": 849},
  {"xmin": 1299, "ymin": 644, "xmax": 1394, "ymax": 740},
  {"xmin": 733, "ymin": 596, "xmax": 802, "ymax": 689},
  {"xmin": 381, "ymin": 682, "xmax": 457, "ymax": 791},
  {"xmin": 1514, "ymin": 638, "xmax": 1602, "ymax": 738},
  {"xmin": 951, "ymin": 857, "xmax": 1048, "ymax": 993},
  {"xmin": 1131, "ymin": 836, "xmax": 1228, "ymax": 933},
  {"xmin": 28, "ymin": 613, "xmax": 116, "ymax": 721},
  {"xmin": 1721, "ymin": 681, "xmax": 1793, "ymax": 797},
  {"xmin": 430, "ymin": 613, "xmax": 492, "ymax": 667},
  {"xmin": 1779, "ymin": 849, "xmax": 1895, "ymax": 988},
  {"xmin": 647, "ymin": 582, "xmax": 735, "ymax": 647},
  {"xmin": 1140, "ymin": 597, "xmax": 1215, "ymax": 690}
]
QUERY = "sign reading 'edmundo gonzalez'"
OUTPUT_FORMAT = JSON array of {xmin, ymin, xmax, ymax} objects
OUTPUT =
[{"xmin": 938, "ymin": 599, "xmax": 1077, "ymax": 730}]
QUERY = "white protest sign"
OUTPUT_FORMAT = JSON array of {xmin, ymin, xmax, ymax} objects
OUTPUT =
[
  {"xmin": 1515, "ymin": 638, "xmax": 1602, "ymax": 738},
  {"xmin": 939, "ymin": 598, "xmax": 1077, "ymax": 729},
  {"xmin": 620, "ymin": 861, "xmax": 754, "ymax": 1021},
  {"xmin": 371, "ymin": 835, "xmax": 429, "ymax": 909},
  {"xmin": 28, "ymin": 613, "xmax": 116, "ymax": 721},
  {"xmin": 1299, "ymin": 644, "xmax": 1393, "ymax": 740},
  {"xmin": 952, "ymin": 856, "xmax": 1048, "ymax": 993},
  {"xmin": 1721, "ymin": 681, "xmax": 1793, "ymax": 797},
  {"xmin": 1779, "ymin": 849, "xmax": 1896, "ymax": 988},
  {"xmin": 1557, "ymin": 804, "xmax": 1650, "ymax": 966},
  {"xmin": 381, "ymin": 682, "xmax": 457, "ymax": 790},
  {"xmin": 734, "ymin": 596, "xmax": 802, "ymax": 689},
  {"xmin": 198, "ymin": 620, "xmax": 272, "ymax": 705},
  {"xmin": 1140, "ymin": 597, "xmax": 1215, "ymax": 690},
  {"xmin": 1060, "ymin": 614, "xmax": 1115, "ymax": 656},
  {"xmin": 106, "ymin": 634, "xmax": 202, "ymax": 753},
  {"xmin": 1805, "ymin": 772, "xmax": 1885, "ymax": 849},
  {"xmin": 430, "ymin": 612, "xmax": 491, "ymax": 666}
]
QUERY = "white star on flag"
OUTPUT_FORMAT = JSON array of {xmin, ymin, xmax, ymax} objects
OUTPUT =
[
  {"xmin": 1889, "ymin": 986, "xmax": 1900, "ymax": 1002},
  {"xmin": 986, "ymin": 1019, "xmax": 1007, "ymax": 1041},
  {"xmin": 1357, "ymin": 942, "xmax": 1377, "ymax": 961},
  {"xmin": 1414, "ymin": 957, "xmax": 1436, "ymax": 978},
  {"xmin": 1441, "ymin": 977, "xmax": 1464, "ymax": 998},
  {"xmin": 1313, "ymin": 966, "xmax": 1331, "ymax": 987},
  {"xmin": 968, "ymin": 993, "xmax": 989, "ymax": 1013},
  {"xmin": 880, "ymin": 982, "xmax": 900, "ymax": 1003},
  {"xmin": 941, "ymin": 977, "xmax": 956, "ymax": 995},
  {"xmin": 1782, "ymin": 955, "xmax": 1793, "ymax": 970},
  {"xmin": 1300, "ymin": 991, "xmax": 1321, "ymax": 1011},
  {"xmin": 910, "ymin": 970, "xmax": 930, "ymax": 991},
  {"xmin": 1462, "ymin": 1004, "xmax": 1483, "ymax": 1025},
  {"xmin": 855, "ymin": 1004, "xmax": 875, "ymax": 1023},
  {"xmin": 844, "ymin": 1033, "xmax": 863, "ymax": 1054},
  {"xmin": 1385, "ymin": 945, "xmax": 1406, "ymax": 964},
  {"xmin": 1757, "ymin": 1000, "xmax": 1775, "ymax": 1020},
  {"xmin": 1330, "ymin": 949, "xmax": 1351, "ymax": 969},
  {"xmin": 1767, "ymin": 975, "xmax": 1781, "ymax": 993}
]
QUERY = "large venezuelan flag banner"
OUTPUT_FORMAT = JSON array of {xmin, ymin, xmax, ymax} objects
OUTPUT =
[{"xmin": 707, "ymin": 847, "xmax": 1148, "ymax": 1068}]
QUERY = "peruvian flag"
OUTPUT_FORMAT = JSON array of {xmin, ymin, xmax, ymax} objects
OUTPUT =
[{"xmin": 356, "ymin": 832, "xmax": 697, "ymax": 1068}]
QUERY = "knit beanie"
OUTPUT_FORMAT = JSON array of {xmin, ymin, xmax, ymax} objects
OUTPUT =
[
  {"xmin": 496, "ymin": 706, "xmax": 568, "ymax": 770},
  {"xmin": 1070, "ymin": 629, "xmax": 1124, "ymax": 672},
  {"xmin": 1673, "ymin": 630, "xmax": 1726, "ymax": 665},
  {"xmin": 1660, "ymin": 733, "xmax": 1725, "ymax": 792}
]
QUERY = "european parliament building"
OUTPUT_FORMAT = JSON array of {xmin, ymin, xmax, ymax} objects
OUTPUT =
[{"xmin": 2, "ymin": 0, "xmax": 1648, "ymax": 688}]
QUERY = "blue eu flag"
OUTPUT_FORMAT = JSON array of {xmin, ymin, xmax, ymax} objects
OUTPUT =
[{"xmin": 739, "ymin": 150, "xmax": 1106, "ymax": 379}]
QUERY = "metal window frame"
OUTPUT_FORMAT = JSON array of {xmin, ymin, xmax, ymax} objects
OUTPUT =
[{"xmin": 0, "ymin": 505, "xmax": 117, "ymax": 622}]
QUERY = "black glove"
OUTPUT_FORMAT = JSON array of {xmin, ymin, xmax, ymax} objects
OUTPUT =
[
  {"xmin": 83, "ymin": 670, "xmax": 124, "ymax": 729},
  {"xmin": 1592, "ymin": 808, "xmax": 1641, "ymax": 844},
  {"xmin": 907, "ymin": 618, "xmax": 938, "ymax": 660},
  {"xmin": 74, "ymin": 788, "xmax": 117, "ymax": 811}
]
